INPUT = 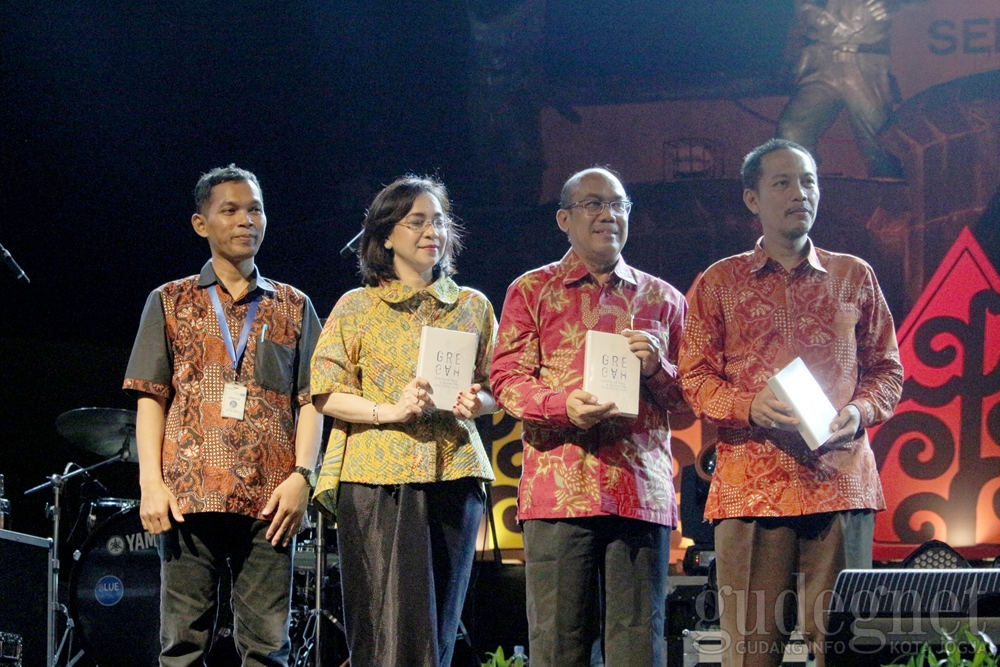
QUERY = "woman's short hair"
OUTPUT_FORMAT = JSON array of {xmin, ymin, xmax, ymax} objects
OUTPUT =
[{"xmin": 358, "ymin": 175, "xmax": 464, "ymax": 287}]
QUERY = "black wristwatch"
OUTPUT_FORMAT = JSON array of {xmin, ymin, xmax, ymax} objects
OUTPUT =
[{"xmin": 294, "ymin": 465, "xmax": 317, "ymax": 490}]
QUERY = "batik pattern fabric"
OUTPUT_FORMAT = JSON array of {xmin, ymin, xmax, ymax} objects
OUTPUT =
[
  {"xmin": 311, "ymin": 276, "xmax": 496, "ymax": 516},
  {"xmin": 123, "ymin": 260, "xmax": 320, "ymax": 519},
  {"xmin": 490, "ymin": 249, "xmax": 688, "ymax": 527},
  {"xmin": 679, "ymin": 239, "xmax": 903, "ymax": 519}
]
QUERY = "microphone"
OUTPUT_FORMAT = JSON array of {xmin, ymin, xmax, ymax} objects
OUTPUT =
[
  {"xmin": 119, "ymin": 426, "xmax": 135, "ymax": 463},
  {"xmin": 81, "ymin": 469, "xmax": 110, "ymax": 496},
  {"xmin": 339, "ymin": 229, "xmax": 363, "ymax": 259},
  {"xmin": 0, "ymin": 243, "xmax": 29, "ymax": 283}
]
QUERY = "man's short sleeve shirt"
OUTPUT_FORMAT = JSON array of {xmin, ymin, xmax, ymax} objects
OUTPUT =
[{"xmin": 123, "ymin": 260, "xmax": 321, "ymax": 518}]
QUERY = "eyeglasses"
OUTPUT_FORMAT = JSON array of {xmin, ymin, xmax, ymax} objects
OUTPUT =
[
  {"xmin": 395, "ymin": 217, "xmax": 450, "ymax": 233},
  {"xmin": 562, "ymin": 199, "xmax": 632, "ymax": 216}
]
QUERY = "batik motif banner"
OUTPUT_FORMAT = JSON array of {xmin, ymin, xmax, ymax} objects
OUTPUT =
[{"xmin": 870, "ymin": 228, "xmax": 1000, "ymax": 560}]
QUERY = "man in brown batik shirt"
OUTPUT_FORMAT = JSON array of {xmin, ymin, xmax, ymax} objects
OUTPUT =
[{"xmin": 124, "ymin": 165, "xmax": 323, "ymax": 666}]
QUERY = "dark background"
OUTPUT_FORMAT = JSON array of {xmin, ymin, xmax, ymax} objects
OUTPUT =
[
  {"xmin": 0, "ymin": 5, "xmax": 801, "ymax": 660},
  {"xmin": 0, "ymin": 0, "xmax": 796, "ymax": 339},
  {"xmin": 0, "ymin": 0, "xmax": 799, "ymax": 538}
]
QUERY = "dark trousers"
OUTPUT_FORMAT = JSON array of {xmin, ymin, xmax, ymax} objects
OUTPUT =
[
  {"xmin": 337, "ymin": 478, "xmax": 485, "ymax": 667},
  {"xmin": 714, "ymin": 510, "xmax": 875, "ymax": 667},
  {"xmin": 522, "ymin": 516, "xmax": 671, "ymax": 667},
  {"xmin": 157, "ymin": 513, "xmax": 293, "ymax": 667}
]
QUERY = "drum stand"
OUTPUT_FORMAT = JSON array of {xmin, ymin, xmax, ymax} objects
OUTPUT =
[
  {"xmin": 293, "ymin": 511, "xmax": 347, "ymax": 667},
  {"xmin": 24, "ymin": 437, "xmax": 133, "ymax": 667}
]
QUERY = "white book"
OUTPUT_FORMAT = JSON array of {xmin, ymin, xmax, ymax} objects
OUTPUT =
[
  {"xmin": 416, "ymin": 326, "xmax": 478, "ymax": 409},
  {"xmin": 766, "ymin": 357, "xmax": 839, "ymax": 450},
  {"xmin": 582, "ymin": 330, "xmax": 640, "ymax": 418}
]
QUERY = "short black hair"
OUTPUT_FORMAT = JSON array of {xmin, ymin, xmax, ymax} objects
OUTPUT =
[
  {"xmin": 193, "ymin": 165, "xmax": 262, "ymax": 214},
  {"xmin": 358, "ymin": 175, "xmax": 464, "ymax": 287},
  {"xmin": 741, "ymin": 139, "xmax": 814, "ymax": 191}
]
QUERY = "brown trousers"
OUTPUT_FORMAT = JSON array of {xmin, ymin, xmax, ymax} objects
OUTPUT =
[{"xmin": 714, "ymin": 511, "xmax": 875, "ymax": 667}]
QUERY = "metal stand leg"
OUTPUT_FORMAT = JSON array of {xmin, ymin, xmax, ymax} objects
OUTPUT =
[
  {"xmin": 44, "ymin": 473, "xmax": 62, "ymax": 667},
  {"xmin": 290, "ymin": 511, "xmax": 348, "ymax": 667},
  {"xmin": 41, "ymin": 475, "xmax": 83, "ymax": 667},
  {"xmin": 25, "ymin": 451, "xmax": 129, "ymax": 667},
  {"xmin": 53, "ymin": 604, "xmax": 85, "ymax": 667},
  {"xmin": 314, "ymin": 512, "xmax": 324, "ymax": 667}
]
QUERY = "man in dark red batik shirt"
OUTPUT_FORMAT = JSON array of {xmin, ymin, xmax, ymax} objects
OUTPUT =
[
  {"xmin": 680, "ymin": 139, "xmax": 903, "ymax": 667},
  {"xmin": 491, "ymin": 167, "xmax": 688, "ymax": 667}
]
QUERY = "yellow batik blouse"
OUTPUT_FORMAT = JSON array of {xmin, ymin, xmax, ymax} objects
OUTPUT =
[{"xmin": 311, "ymin": 276, "xmax": 497, "ymax": 516}]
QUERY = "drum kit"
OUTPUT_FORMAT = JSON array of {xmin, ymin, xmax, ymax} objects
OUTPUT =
[{"xmin": 18, "ymin": 407, "xmax": 347, "ymax": 667}]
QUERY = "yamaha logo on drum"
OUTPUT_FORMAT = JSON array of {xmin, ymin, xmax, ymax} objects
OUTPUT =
[
  {"xmin": 104, "ymin": 530, "xmax": 155, "ymax": 556},
  {"xmin": 106, "ymin": 534, "xmax": 126, "ymax": 556},
  {"xmin": 94, "ymin": 575, "xmax": 124, "ymax": 606},
  {"xmin": 125, "ymin": 530, "xmax": 156, "ymax": 551}
]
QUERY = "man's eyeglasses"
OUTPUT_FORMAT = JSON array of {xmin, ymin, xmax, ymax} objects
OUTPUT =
[
  {"xmin": 395, "ymin": 218, "xmax": 450, "ymax": 233},
  {"xmin": 562, "ymin": 199, "xmax": 632, "ymax": 216}
]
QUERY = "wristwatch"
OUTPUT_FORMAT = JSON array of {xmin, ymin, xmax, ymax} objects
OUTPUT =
[{"xmin": 294, "ymin": 465, "xmax": 317, "ymax": 490}]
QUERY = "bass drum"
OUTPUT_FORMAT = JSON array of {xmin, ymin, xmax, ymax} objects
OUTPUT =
[
  {"xmin": 86, "ymin": 497, "xmax": 140, "ymax": 534},
  {"xmin": 69, "ymin": 507, "xmax": 160, "ymax": 667}
]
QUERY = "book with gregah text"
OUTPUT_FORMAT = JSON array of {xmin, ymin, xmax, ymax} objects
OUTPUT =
[
  {"xmin": 765, "ymin": 357, "xmax": 838, "ymax": 450},
  {"xmin": 582, "ymin": 330, "xmax": 640, "ymax": 418},
  {"xmin": 416, "ymin": 326, "xmax": 478, "ymax": 409}
]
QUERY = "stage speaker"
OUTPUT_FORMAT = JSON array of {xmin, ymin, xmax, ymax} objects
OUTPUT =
[
  {"xmin": 826, "ymin": 569, "xmax": 1000, "ymax": 666},
  {"xmin": 666, "ymin": 576, "xmax": 714, "ymax": 665},
  {"xmin": 0, "ymin": 530, "xmax": 52, "ymax": 667},
  {"xmin": 900, "ymin": 539, "xmax": 971, "ymax": 570}
]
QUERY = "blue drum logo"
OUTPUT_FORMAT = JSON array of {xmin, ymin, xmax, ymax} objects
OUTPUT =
[{"xmin": 94, "ymin": 575, "xmax": 124, "ymax": 606}]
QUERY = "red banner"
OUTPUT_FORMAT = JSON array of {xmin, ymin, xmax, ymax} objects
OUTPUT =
[{"xmin": 870, "ymin": 228, "xmax": 1000, "ymax": 560}]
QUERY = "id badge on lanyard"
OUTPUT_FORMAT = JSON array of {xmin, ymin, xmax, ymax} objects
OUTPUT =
[{"xmin": 209, "ymin": 285, "xmax": 260, "ymax": 421}]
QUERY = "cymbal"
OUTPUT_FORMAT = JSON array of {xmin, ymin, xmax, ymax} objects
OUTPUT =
[{"xmin": 56, "ymin": 407, "xmax": 138, "ymax": 462}]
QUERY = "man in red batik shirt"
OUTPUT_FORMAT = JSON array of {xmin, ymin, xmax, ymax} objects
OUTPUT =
[
  {"xmin": 679, "ymin": 139, "xmax": 903, "ymax": 667},
  {"xmin": 491, "ymin": 167, "xmax": 688, "ymax": 667}
]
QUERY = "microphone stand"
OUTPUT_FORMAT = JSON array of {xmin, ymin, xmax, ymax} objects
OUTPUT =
[
  {"xmin": 0, "ymin": 240, "xmax": 29, "ymax": 283},
  {"xmin": 24, "ymin": 431, "xmax": 133, "ymax": 667},
  {"xmin": 339, "ymin": 230, "xmax": 363, "ymax": 259},
  {"xmin": 314, "ymin": 511, "xmax": 324, "ymax": 667},
  {"xmin": 302, "ymin": 511, "xmax": 346, "ymax": 667}
]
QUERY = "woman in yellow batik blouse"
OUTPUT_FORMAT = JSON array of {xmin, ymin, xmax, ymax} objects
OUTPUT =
[{"xmin": 310, "ymin": 176, "xmax": 497, "ymax": 667}]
